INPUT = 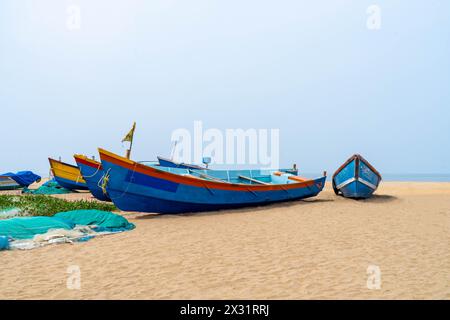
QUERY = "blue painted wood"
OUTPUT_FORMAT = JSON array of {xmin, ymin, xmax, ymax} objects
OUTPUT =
[
  {"xmin": 53, "ymin": 176, "xmax": 89, "ymax": 191},
  {"xmin": 332, "ymin": 154, "xmax": 382, "ymax": 199},
  {"xmin": 76, "ymin": 162, "xmax": 111, "ymax": 202},
  {"xmin": 157, "ymin": 156, "xmax": 205, "ymax": 170}
]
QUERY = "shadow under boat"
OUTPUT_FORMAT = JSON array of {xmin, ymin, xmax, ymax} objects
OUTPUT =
[{"xmin": 133, "ymin": 197, "xmax": 334, "ymax": 220}]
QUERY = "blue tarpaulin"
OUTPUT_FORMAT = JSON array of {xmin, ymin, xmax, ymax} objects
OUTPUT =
[
  {"xmin": 0, "ymin": 236, "xmax": 9, "ymax": 250},
  {"xmin": 1, "ymin": 171, "xmax": 41, "ymax": 187}
]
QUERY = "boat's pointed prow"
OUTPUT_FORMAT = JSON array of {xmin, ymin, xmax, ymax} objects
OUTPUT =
[
  {"xmin": 48, "ymin": 158, "xmax": 88, "ymax": 191},
  {"xmin": 74, "ymin": 154, "xmax": 111, "ymax": 202},
  {"xmin": 332, "ymin": 154, "xmax": 382, "ymax": 199}
]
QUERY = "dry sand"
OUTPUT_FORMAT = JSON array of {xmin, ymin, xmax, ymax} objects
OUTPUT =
[{"xmin": 0, "ymin": 182, "xmax": 449, "ymax": 299}]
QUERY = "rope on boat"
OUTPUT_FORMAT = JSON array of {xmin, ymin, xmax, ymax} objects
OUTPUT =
[
  {"xmin": 100, "ymin": 168, "xmax": 111, "ymax": 195},
  {"xmin": 104, "ymin": 164, "xmax": 137, "ymax": 201},
  {"xmin": 81, "ymin": 164, "xmax": 102, "ymax": 179}
]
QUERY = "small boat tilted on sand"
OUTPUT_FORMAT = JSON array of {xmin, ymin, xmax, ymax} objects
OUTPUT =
[
  {"xmin": 332, "ymin": 154, "xmax": 382, "ymax": 199},
  {"xmin": 74, "ymin": 154, "xmax": 111, "ymax": 202},
  {"xmin": 98, "ymin": 148, "xmax": 326, "ymax": 214},
  {"xmin": 48, "ymin": 158, "xmax": 88, "ymax": 191}
]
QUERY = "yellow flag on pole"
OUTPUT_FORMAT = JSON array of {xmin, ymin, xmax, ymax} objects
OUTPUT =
[{"xmin": 122, "ymin": 122, "xmax": 136, "ymax": 143}]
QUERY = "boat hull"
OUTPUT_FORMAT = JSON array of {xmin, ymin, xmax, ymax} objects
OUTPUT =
[
  {"xmin": 48, "ymin": 158, "xmax": 88, "ymax": 191},
  {"xmin": 74, "ymin": 155, "xmax": 111, "ymax": 202},
  {"xmin": 332, "ymin": 154, "xmax": 381, "ymax": 199},
  {"xmin": 0, "ymin": 176, "xmax": 22, "ymax": 190},
  {"xmin": 100, "ymin": 149, "xmax": 326, "ymax": 214},
  {"xmin": 0, "ymin": 171, "xmax": 41, "ymax": 190}
]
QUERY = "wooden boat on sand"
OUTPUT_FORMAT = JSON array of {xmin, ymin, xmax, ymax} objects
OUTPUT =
[
  {"xmin": 332, "ymin": 154, "xmax": 382, "ymax": 199},
  {"xmin": 48, "ymin": 158, "xmax": 88, "ymax": 191},
  {"xmin": 99, "ymin": 148, "xmax": 326, "ymax": 214},
  {"xmin": 0, "ymin": 175, "xmax": 21, "ymax": 190}
]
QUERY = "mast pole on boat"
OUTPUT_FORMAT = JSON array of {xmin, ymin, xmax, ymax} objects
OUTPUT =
[
  {"xmin": 126, "ymin": 140, "xmax": 133, "ymax": 160},
  {"xmin": 123, "ymin": 122, "xmax": 136, "ymax": 160}
]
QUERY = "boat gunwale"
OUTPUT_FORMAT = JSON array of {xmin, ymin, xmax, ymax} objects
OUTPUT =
[
  {"xmin": 48, "ymin": 157, "xmax": 87, "ymax": 185},
  {"xmin": 332, "ymin": 154, "xmax": 382, "ymax": 181},
  {"xmin": 49, "ymin": 158, "xmax": 81, "ymax": 170},
  {"xmin": 74, "ymin": 154, "xmax": 103, "ymax": 170}
]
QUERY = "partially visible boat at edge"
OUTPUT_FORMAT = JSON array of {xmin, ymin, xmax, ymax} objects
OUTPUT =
[
  {"xmin": 0, "ymin": 171, "xmax": 41, "ymax": 190},
  {"xmin": 332, "ymin": 154, "xmax": 382, "ymax": 199},
  {"xmin": 74, "ymin": 155, "xmax": 111, "ymax": 201},
  {"xmin": 0, "ymin": 175, "xmax": 21, "ymax": 190},
  {"xmin": 99, "ymin": 148, "xmax": 326, "ymax": 214},
  {"xmin": 48, "ymin": 158, "xmax": 88, "ymax": 191}
]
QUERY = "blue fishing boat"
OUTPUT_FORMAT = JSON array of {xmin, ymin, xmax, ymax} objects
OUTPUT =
[
  {"xmin": 157, "ymin": 156, "xmax": 299, "ymax": 175},
  {"xmin": 74, "ymin": 155, "xmax": 111, "ymax": 202},
  {"xmin": 99, "ymin": 148, "xmax": 326, "ymax": 214},
  {"xmin": 157, "ymin": 156, "xmax": 206, "ymax": 170},
  {"xmin": 332, "ymin": 154, "xmax": 382, "ymax": 199}
]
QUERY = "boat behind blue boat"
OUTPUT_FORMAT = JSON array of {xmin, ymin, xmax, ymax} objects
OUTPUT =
[
  {"xmin": 48, "ymin": 158, "xmax": 89, "ymax": 191},
  {"xmin": 157, "ymin": 156, "xmax": 206, "ymax": 170},
  {"xmin": 74, "ymin": 155, "xmax": 111, "ymax": 202}
]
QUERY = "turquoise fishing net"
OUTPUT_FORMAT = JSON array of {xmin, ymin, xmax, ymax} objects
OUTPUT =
[
  {"xmin": 0, "ymin": 216, "xmax": 75, "ymax": 239},
  {"xmin": 23, "ymin": 179, "xmax": 73, "ymax": 195},
  {"xmin": 54, "ymin": 210, "xmax": 135, "ymax": 232},
  {"xmin": 0, "ymin": 210, "xmax": 134, "ymax": 242}
]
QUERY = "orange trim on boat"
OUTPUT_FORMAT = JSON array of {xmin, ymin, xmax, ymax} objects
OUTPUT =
[
  {"xmin": 48, "ymin": 158, "xmax": 86, "ymax": 184},
  {"xmin": 74, "ymin": 154, "xmax": 102, "ymax": 169},
  {"xmin": 288, "ymin": 176, "xmax": 308, "ymax": 182},
  {"xmin": 98, "ymin": 148, "xmax": 322, "ymax": 192}
]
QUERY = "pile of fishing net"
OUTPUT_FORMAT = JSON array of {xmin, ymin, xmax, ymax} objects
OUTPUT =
[
  {"xmin": 22, "ymin": 179, "xmax": 73, "ymax": 195},
  {"xmin": 0, "ymin": 210, "xmax": 135, "ymax": 250}
]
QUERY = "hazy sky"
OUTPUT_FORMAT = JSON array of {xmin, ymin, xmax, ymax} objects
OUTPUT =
[{"xmin": 1, "ymin": 1, "xmax": 449, "ymax": 176}]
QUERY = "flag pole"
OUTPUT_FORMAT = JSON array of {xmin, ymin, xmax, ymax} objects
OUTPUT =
[
  {"xmin": 126, "ymin": 136, "xmax": 134, "ymax": 159},
  {"xmin": 123, "ymin": 122, "xmax": 136, "ymax": 160}
]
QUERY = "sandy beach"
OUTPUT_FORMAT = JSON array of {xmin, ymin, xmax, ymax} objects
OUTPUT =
[{"xmin": 0, "ymin": 182, "xmax": 449, "ymax": 300}]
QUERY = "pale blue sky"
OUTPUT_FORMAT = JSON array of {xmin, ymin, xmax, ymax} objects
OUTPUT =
[{"xmin": 1, "ymin": 1, "xmax": 449, "ymax": 176}]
